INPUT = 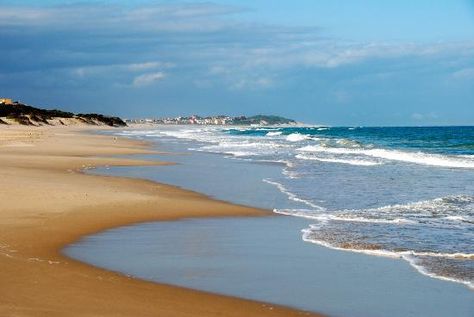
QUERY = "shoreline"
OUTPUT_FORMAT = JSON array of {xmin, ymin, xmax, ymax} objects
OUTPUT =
[{"xmin": 0, "ymin": 125, "xmax": 324, "ymax": 317}]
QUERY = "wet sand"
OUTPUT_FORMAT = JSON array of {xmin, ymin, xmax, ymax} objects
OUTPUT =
[{"xmin": 0, "ymin": 125, "xmax": 322, "ymax": 317}]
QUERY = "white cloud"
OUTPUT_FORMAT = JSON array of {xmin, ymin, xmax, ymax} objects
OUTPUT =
[
  {"xmin": 0, "ymin": 3, "xmax": 242, "ymax": 32},
  {"xmin": 197, "ymin": 41, "xmax": 474, "ymax": 90},
  {"xmin": 70, "ymin": 61, "xmax": 171, "ymax": 79},
  {"xmin": 132, "ymin": 72, "xmax": 166, "ymax": 87},
  {"xmin": 127, "ymin": 62, "xmax": 173, "ymax": 71},
  {"xmin": 126, "ymin": 3, "xmax": 243, "ymax": 19},
  {"xmin": 230, "ymin": 77, "xmax": 274, "ymax": 90},
  {"xmin": 2, "ymin": 2, "xmax": 474, "ymax": 93},
  {"xmin": 411, "ymin": 112, "xmax": 439, "ymax": 121},
  {"xmin": 452, "ymin": 67, "xmax": 474, "ymax": 79},
  {"xmin": 207, "ymin": 66, "xmax": 274, "ymax": 90},
  {"xmin": 228, "ymin": 41, "xmax": 474, "ymax": 70}
]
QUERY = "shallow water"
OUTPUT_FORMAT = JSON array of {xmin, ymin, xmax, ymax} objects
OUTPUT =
[
  {"xmin": 65, "ymin": 126, "xmax": 474, "ymax": 316},
  {"xmin": 65, "ymin": 217, "xmax": 473, "ymax": 317},
  {"xmin": 111, "ymin": 126, "xmax": 474, "ymax": 288}
]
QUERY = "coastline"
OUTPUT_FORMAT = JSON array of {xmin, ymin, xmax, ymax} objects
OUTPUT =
[{"xmin": 0, "ymin": 125, "xmax": 323, "ymax": 317}]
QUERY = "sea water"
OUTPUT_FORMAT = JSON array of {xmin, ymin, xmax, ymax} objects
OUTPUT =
[
  {"xmin": 65, "ymin": 125, "xmax": 474, "ymax": 316},
  {"xmin": 66, "ymin": 217, "xmax": 473, "ymax": 317},
  {"xmin": 113, "ymin": 126, "xmax": 474, "ymax": 289}
]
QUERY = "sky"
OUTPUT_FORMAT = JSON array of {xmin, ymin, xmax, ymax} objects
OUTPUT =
[{"xmin": 1, "ymin": 0, "xmax": 474, "ymax": 125}]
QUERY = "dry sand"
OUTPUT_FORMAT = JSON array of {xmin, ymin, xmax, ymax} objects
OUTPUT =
[{"xmin": 0, "ymin": 125, "xmax": 323, "ymax": 317}]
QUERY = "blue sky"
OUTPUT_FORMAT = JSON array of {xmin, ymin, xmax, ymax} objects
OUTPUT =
[{"xmin": 1, "ymin": 0, "xmax": 473, "ymax": 125}]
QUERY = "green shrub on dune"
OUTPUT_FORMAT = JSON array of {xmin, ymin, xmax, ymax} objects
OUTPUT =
[{"xmin": 0, "ymin": 103, "xmax": 127, "ymax": 127}]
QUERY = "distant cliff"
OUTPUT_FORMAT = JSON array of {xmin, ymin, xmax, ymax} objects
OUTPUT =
[{"xmin": 0, "ymin": 102, "xmax": 126, "ymax": 127}]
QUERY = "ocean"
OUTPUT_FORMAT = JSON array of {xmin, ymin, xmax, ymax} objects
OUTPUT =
[
  {"xmin": 115, "ymin": 125, "xmax": 474, "ymax": 288},
  {"xmin": 65, "ymin": 125, "xmax": 474, "ymax": 316}
]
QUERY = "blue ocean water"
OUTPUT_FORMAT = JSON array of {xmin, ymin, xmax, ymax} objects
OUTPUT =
[{"xmin": 114, "ymin": 125, "xmax": 474, "ymax": 288}]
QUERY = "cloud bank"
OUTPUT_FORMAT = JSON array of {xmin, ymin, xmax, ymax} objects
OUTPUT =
[{"xmin": 0, "ymin": 2, "xmax": 473, "ymax": 125}]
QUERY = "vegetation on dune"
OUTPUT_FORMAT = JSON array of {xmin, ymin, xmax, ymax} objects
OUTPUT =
[
  {"xmin": 0, "ymin": 103, "xmax": 126, "ymax": 127},
  {"xmin": 6, "ymin": 113, "xmax": 34, "ymax": 125},
  {"xmin": 76, "ymin": 113, "xmax": 127, "ymax": 127},
  {"xmin": 0, "ymin": 104, "xmax": 74, "ymax": 119}
]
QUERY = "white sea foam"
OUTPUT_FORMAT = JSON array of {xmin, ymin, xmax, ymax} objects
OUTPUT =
[
  {"xmin": 263, "ymin": 180, "xmax": 325, "ymax": 210},
  {"xmin": 226, "ymin": 151, "xmax": 256, "ymax": 157},
  {"xmin": 282, "ymin": 169, "xmax": 300, "ymax": 179},
  {"xmin": 117, "ymin": 130, "xmax": 162, "ymax": 137},
  {"xmin": 274, "ymin": 208, "xmax": 328, "ymax": 220},
  {"xmin": 256, "ymin": 160, "xmax": 300, "ymax": 178},
  {"xmin": 255, "ymin": 127, "xmax": 279, "ymax": 131},
  {"xmin": 301, "ymin": 226, "xmax": 401, "ymax": 258},
  {"xmin": 205, "ymin": 141, "xmax": 263, "ymax": 149},
  {"xmin": 401, "ymin": 250, "xmax": 474, "ymax": 259},
  {"xmin": 120, "ymin": 126, "xmax": 474, "ymax": 289},
  {"xmin": 370, "ymin": 195, "xmax": 474, "ymax": 221},
  {"xmin": 275, "ymin": 194, "xmax": 474, "ymax": 290},
  {"xmin": 193, "ymin": 147, "xmax": 255, "ymax": 157},
  {"xmin": 324, "ymin": 214, "xmax": 414, "ymax": 224},
  {"xmin": 297, "ymin": 145, "xmax": 474, "ymax": 169},
  {"xmin": 301, "ymin": 227, "xmax": 474, "ymax": 289},
  {"xmin": 158, "ymin": 129, "xmax": 212, "ymax": 142},
  {"xmin": 196, "ymin": 140, "xmax": 288, "ymax": 157},
  {"xmin": 274, "ymin": 209, "xmax": 415, "ymax": 224},
  {"xmin": 295, "ymin": 154, "xmax": 381, "ymax": 166},
  {"xmin": 401, "ymin": 254, "xmax": 474, "ymax": 290},
  {"xmin": 286, "ymin": 133, "xmax": 310, "ymax": 142},
  {"xmin": 335, "ymin": 139, "xmax": 362, "ymax": 148},
  {"xmin": 443, "ymin": 215, "xmax": 473, "ymax": 223},
  {"xmin": 266, "ymin": 131, "xmax": 283, "ymax": 136},
  {"xmin": 282, "ymin": 194, "xmax": 474, "ymax": 226}
]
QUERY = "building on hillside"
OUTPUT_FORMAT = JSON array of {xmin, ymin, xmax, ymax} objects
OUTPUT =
[{"xmin": 0, "ymin": 98, "xmax": 14, "ymax": 105}]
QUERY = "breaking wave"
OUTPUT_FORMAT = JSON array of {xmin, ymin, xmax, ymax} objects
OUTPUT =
[
  {"xmin": 295, "ymin": 154, "xmax": 382, "ymax": 166},
  {"xmin": 120, "ymin": 125, "xmax": 474, "ymax": 289},
  {"xmin": 275, "ymin": 194, "xmax": 474, "ymax": 289},
  {"xmin": 263, "ymin": 179, "xmax": 324, "ymax": 210},
  {"xmin": 297, "ymin": 145, "xmax": 474, "ymax": 169},
  {"xmin": 286, "ymin": 133, "xmax": 310, "ymax": 142}
]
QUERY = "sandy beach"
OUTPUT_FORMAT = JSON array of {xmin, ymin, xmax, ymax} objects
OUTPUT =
[{"xmin": 0, "ymin": 125, "xmax": 322, "ymax": 317}]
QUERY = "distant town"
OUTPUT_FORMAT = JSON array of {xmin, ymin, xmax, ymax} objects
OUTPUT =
[
  {"xmin": 125, "ymin": 115, "xmax": 296, "ymax": 126},
  {"xmin": 1, "ymin": 98, "xmax": 296, "ymax": 127}
]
